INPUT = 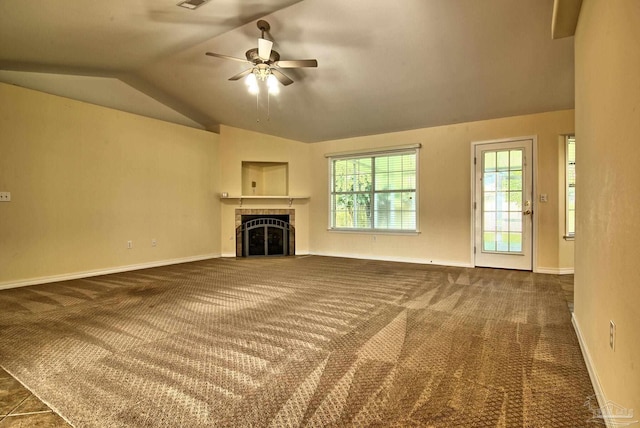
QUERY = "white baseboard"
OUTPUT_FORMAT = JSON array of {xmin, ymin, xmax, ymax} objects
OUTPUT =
[
  {"xmin": 310, "ymin": 251, "xmax": 474, "ymax": 268},
  {"xmin": 536, "ymin": 267, "xmax": 575, "ymax": 275},
  {"xmin": 572, "ymin": 314, "xmax": 615, "ymax": 428},
  {"xmin": 0, "ymin": 254, "xmax": 221, "ymax": 290}
]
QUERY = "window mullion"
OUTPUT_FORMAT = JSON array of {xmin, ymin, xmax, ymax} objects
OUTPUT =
[
  {"xmin": 331, "ymin": 160, "xmax": 336, "ymax": 228},
  {"xmin": 370, "ymin": 156, "xmax": 375, "ymax": 230}
]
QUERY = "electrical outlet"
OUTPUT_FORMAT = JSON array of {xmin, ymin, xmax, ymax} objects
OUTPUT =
[
  {"xmin": 151, "ymin": 239, "xmax": 157, "ymax": 247},
  {"xmin": 609, "ymin": 320, "xmax": 616, "ymax": 350},
  {"xmin": 540, "ymin": 193, "xmax": 548, "ymax": 202},
  {"xmin": 127, "ymin": 240, "xmax": 133, "ymax": 249},
  {"xmin": 0, "ymin": 192, "xmax": 11, "ymax": 202}
]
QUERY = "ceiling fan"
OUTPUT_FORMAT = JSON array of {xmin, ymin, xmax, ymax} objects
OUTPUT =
[{"xmin": 205, "ymin": 20, "xmax": 318, "ymax": 88}]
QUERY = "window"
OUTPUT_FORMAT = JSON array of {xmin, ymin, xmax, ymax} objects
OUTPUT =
[
  {"xmin": 329, "ymin": 148, "xmax": 418, "ymax": 232},
  {"xmin": 481, "ymin": 148, "xmax": 525, "ymax": 253},
  {"xmin": 565, "ymin": 135, "xmax": 576, "ymax": 237}
]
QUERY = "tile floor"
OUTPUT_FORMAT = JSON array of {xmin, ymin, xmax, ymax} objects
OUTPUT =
[{"xmin": 0, "ymin": 368, "xmax": 69, "ymax": 427}]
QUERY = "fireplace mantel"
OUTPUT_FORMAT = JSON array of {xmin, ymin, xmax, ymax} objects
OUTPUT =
[{"xmin": 220, "ymin": 195, "xmax": 309, "ymax": 207}]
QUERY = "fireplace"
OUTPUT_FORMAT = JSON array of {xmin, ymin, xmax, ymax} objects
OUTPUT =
[{"xmin": 235, "ymin": 209, "xmax": 295, "ymax": 257}]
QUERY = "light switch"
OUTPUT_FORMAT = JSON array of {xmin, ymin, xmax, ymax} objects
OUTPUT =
[
  {"xmin": 540, "ymin": 194, "xmax": 548, "ymax": 202},
  {"xmin": 0, "ymin": 192, "xmax": 10, "ymax": 202}
]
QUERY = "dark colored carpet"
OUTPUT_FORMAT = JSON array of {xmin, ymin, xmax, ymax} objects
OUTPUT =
[{"xmin": 0, "ymin": 256, "xmax": 601, "ymax": 427}]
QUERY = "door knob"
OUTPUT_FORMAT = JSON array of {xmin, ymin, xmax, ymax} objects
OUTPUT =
[{"xmin": 523, "ymin": 209, "xmax": 532, "ymax": 215}]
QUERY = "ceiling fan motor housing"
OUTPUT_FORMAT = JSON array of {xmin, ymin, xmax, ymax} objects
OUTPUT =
[{"xmin": 246, "ymin": 48, "xmax": 280, "ymax": 64}]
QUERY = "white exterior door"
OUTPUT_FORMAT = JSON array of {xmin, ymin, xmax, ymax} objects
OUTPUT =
[{"xmin": 474, "ymin": 139, "xmax": 533, "ymax": 270}]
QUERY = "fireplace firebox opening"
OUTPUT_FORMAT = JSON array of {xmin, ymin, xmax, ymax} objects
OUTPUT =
[{"xmin": 235, "ymin": 210, "xmax": 295, "ymax": 257}]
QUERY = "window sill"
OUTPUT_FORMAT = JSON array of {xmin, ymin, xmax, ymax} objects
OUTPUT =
[{"xmin": 563, "ymin": 235, "xmax": 575, "ymax": 241}]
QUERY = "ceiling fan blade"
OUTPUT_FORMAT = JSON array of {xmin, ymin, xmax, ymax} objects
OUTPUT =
[
  {"xmin": 274, "ymin": 59, "xmax": 318, "ymax": 68},
  {"xmin": 205, "ymin": 52, "xmax": 249, "ymax": 63},
  {"xmin": 229, "ymin": 69, "xmax": 253, "ymax": 81},
  {"xmin": 271, "ymin": 68, "xmax": 294, "ymax": 86},
  {"xmin": 258, "ymin": 38, "xmax": 273, "ymax": 61}
]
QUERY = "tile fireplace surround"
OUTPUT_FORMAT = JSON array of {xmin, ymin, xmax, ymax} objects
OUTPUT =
[{"xmin": 235, "ymin": 209, "xmax": 295, "ymax": 257}]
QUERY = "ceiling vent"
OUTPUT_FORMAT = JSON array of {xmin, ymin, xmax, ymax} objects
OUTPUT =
[{"xmin": 177, "ymin": 0, "xmax": 210, "ymax": 10}]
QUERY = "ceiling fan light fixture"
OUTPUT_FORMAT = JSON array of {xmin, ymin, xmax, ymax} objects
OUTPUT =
[
  {"xmin": 252, "ymin": 64, "xmax": 271, "ymax": 81},
  {"xmin": 245, "ymin": 73, "xmax": 259, "ymax": 94},
  {"xmin": 247, "ymin": 84, "xmax": 260, "ymax": 95},
  {"xmin": 267, "ymin": 74, "xmax": 280, "ymax": 95},
  {"xmin": 245, "ymin": 73, "xmax": 257, "ymax": 86}
]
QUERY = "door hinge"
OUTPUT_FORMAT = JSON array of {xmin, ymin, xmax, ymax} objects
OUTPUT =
[
  {"xmin": 474, "ymin": 202, "xmax": 477, "ymax": 209},
  {"xmin": 474, "ymin": 157, "xmax": 477, "ymax": 165},
  {"xmin": 474, "ymin": 246, "xmax": 476, "ymax": 254}
]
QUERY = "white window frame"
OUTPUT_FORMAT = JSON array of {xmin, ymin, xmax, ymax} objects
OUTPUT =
[
  {"xmin": 565, "ymin": 135, "xmax": 576, "ymax": 239},
  {"xmin": 326, "ymin": 144, "xmax": 421, "ymax": 233}
]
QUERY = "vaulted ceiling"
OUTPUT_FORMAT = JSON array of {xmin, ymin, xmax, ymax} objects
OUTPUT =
[{"xmin": 0, "ymin": 0, "xmax": 574, "ymax": 142}]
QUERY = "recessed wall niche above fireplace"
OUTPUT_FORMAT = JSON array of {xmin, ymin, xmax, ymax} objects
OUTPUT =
[
  {"xmin": 241, "ymin": 161, "xmax": 288, "ymax": 196},
  {"xmin": 235, "ymin": 209, "xmax": 295, "ymax": 257}
]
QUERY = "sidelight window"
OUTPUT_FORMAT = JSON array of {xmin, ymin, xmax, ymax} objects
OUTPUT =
[{"xmin": 565, "ymin": 135, "xmax": 576, "ymax": 238}]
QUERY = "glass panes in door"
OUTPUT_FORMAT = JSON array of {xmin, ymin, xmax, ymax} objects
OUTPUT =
[{"xmin": 482, "ymin": 149, "xmax": 524, "ymax": 253}]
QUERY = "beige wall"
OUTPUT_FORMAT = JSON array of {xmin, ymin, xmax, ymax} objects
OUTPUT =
[
  {"xmin": 0, "ymin": 83, "xmax": 221, "ymax": 286},
  {"xmin": 218, "ymin": 125, "xmax": 311, "ymax": 256},
  {"xmin": 309, "ymin": 110, "xmax": 575, "ymax": 270},
  {"xmin": 574, "ymin": 0, "xmax": 640, "ymax": 415},
  {"xmin": 0, "ymin": 83, "xmax": 575, "ymax": 285}
]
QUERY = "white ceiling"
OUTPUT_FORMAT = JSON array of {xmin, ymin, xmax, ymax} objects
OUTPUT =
[{"xmin": 0, "ymin": 0, "xmax": 574, "ymax": 143}]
